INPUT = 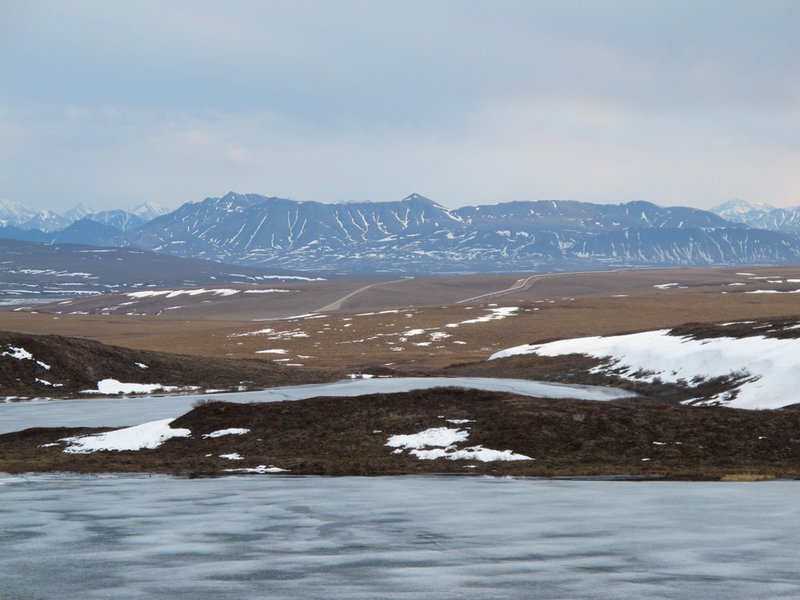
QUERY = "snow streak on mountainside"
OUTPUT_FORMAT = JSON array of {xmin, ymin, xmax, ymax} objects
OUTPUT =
[{"xmin": 116, "ymin": 192, "xmax": 800, "ymax": 274}]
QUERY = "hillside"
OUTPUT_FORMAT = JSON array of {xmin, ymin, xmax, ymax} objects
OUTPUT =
[{"xmin": 0, "ymin": 331, "xmax": 342, "ymax": 398}]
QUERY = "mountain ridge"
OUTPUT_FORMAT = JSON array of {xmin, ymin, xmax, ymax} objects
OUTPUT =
[{"xmin": 4, "ymin": 193, "xmax": 800, "ymax": 275}]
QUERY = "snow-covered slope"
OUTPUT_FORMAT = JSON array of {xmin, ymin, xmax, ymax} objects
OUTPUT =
[
  {"xmin": 131, "ymin": 201, "xmax": 172, "ymax": 221},
  {"xmin": 86, "ymin": 209, "xmax": 146, "ymax": 231},
  {"xmin": 0, "ymin": 199, "xmax": 38, "ymax": 227},
  {"xmin": 63, "ymin": 203, "xmax": 95, "ymax": 224},
  {"xmin": 19, "ymin": 210, "xmax": 70, "ymax": 233},
  {"xmin": 711, "ymin": 199, "xmax": 800, "ymax": 235},
  {"xmin": 710, "ymin": 199, "xmax": 777, "ymax": 223},
  {"xmin": 490, "ymin": 325, "xmax": 800, "ymax": 410}
]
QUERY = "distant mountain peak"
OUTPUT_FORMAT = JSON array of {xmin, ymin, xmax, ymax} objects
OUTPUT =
[
  {"xmin": 0, "ymin": 199, "xmax": 37, "ymax": 227},
  {"xmin": 400, "ymin": 193, "xmax": 442, "ymax": 207},
  {"xmin": 63, "ymin": 202, "xmax": 95, "ymax": 224},
  {"xmin": 19, "ymin": 210, "xmax": 69, "ymax": 233},
  {"xmin": 130, "ymin": 201, "xmax": 172, "ymax": 220},
  {"xmin": 711, "ymin": 198, "xmax": 776, "ymax": 216}
]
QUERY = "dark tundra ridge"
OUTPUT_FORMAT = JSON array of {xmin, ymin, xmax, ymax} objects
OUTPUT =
[
  {"xmin": 3, "ymin": 388, "xmax": 800, "ymax": 479},
  {"xmin": 0, "ymin": 331, "xmax": 342, "ymax": 397}
]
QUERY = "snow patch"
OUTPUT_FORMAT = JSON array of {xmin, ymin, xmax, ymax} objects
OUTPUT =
[
  {"xmin": 490, "ymin": 329, "xmax": 800, "ymax": 409},
  {"xmin": 60, "ymin": 418, "xmax": 190, "ymax": 453},
  {"xmin": 220, "ymin": 453, "xmax": 244, "ymax": 460},
  {"xmin": 203, "ymin": 428, "xmax": 250, "ymax": 438},
  {"xmin": 81, "ymin": 379, "xmax": 178, "ymax": 395},
  {"xmin": 224, "ymin": 465, "xmax": 289, "ymax": 473},
  {"xmin": 446, "ymin": 307, "xmax": 519, "ymax": 328},
  {"xmin": 2, "ymin": 346, "xmax": 51, "ymax": 370},
  {"xmin": 386, "ymin": 427, "xmax": 532, "ymax": 462}
]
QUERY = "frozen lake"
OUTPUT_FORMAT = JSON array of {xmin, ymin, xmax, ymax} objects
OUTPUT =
[
  {"xmin": 0, "ymin": 376, "xmax": 635, "ymax": 434},
  {"xmin": 1, "ymin": 474, "xmax": 799, "ymax": 599}
]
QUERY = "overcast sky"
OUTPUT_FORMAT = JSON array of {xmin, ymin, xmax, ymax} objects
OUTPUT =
[{"xmin": 1, "ymin": 0, "xmax": 798, "ymax": 213}]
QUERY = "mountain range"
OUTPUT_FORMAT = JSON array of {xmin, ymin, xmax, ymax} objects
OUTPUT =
[
  {"xmin": 0, "ymin": 200, "xmax": 170, "ymax": 233},
  {"xmin": 2, "ymin": 194, "xmax": 800, "ymax": 275}
]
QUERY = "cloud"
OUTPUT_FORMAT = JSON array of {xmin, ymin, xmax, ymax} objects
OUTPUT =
[{"xmin": 0, "ymin": 0, "xmax": 798, "ymax": 211}]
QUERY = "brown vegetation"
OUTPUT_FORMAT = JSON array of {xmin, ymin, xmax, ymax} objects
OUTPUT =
[
  {"xmin": 5, "ymin": 266, "xmax": 800, "ymax": 373},
  {"xmin": 0, "ymin": 331, "xmax": 342, "ymax": 397}
]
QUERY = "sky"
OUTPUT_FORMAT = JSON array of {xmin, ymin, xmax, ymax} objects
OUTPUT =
[{"xmin": 0, "ymin": 0, "xmax": 798, "ymax": 213}]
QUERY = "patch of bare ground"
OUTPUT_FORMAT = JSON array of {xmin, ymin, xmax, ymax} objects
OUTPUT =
[
  {"xmin": 3, "ymin": 388, "xmax": 800, "ymax": 479},
  {"xmin": 0, "ymin": 331, "xmax": 342, "ymax": 397}
]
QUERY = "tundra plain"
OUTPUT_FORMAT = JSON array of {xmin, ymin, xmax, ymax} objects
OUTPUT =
[{"xmin": 5, "ymin": 266, "xmax": 800, "ymax": 373}]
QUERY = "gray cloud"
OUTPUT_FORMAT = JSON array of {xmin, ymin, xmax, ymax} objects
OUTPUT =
[{"xmin": 0, "ymin": 0, "xmax": 798, "ymax": 211}]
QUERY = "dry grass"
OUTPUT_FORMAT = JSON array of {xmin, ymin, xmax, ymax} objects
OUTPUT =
[{"xmin": 719, "ymin": 473, "xmax": 777, "ymax": 482}]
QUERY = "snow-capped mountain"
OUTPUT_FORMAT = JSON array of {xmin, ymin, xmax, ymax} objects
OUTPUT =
[
  {"xmin": 710, "ymin": 199, "xmax": 777, "ymax": 222},
  {"xmin": 0, "ymin": 199, "xmax": 172, "ymax": 237},
  {"xmin": 5, "ymin": 192, "xmax": 800, "ymax": 274},
  {"xmin": 116, "ymin": 192, "xmax": 800, "ymax": 274},
  {"xmin": 19, "ymin": 210, "xmax": 70, "ymax": 233},
  {"xmin": 710, "ymin": 199, "xmax": 800, "ymax": 235},
  {"xmin": 0, "ymin": 199, "xmax": 38, "ymax": 227},
  {"xmin": 131, "ymin": 201, "xmax": 172, "ymax": 221},
  {"xmin": 63, "ymin": 203, "xmax": 95, "ymax": 224},
  {"xmin": 86, "ymin": 209, "xmax": 146, "ymax": 231}
]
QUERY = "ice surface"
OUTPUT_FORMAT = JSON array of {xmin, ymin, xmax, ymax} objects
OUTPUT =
[
  {"xmin": 219, "ymin": 453, "xmax": 244, "ymax": 460},
  {"xmin": 2, "ymin": 475, "xmax": 799, "ymax": 600},
  {"xmin": 60, "ymin": 418, "xmax": 191, "ymax": 453},
  {"xmin": 491, "ymin": 330, "xmax": 800, "ymax": 409}
]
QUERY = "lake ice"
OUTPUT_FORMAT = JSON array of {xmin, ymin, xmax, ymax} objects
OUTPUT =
[{"xmin": 1, "ymin": 474, "xmax": 798, "ymax": 599}]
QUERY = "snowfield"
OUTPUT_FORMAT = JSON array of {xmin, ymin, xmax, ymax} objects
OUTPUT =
[{"xmin": 490, "ymin": 330, "xmax": 800, "ymax": 409}]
